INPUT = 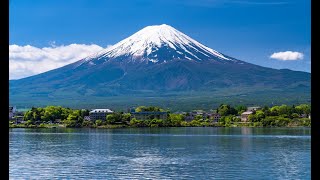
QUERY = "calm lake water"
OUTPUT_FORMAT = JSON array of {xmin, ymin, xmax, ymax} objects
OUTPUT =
[{"xmin": 9, "ymin": 127, "xmax": 310, "ymax": 179}]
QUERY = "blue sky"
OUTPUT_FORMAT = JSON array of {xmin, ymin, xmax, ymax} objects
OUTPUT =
[{"xmin": 9, "ymin": 0, "xmax": 310, "ymax": 79}]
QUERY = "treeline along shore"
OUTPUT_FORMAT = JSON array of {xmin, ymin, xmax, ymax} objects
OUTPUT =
[{"xmin": 9, "ymin": 104, "xmax": 311, "ymax": 128}]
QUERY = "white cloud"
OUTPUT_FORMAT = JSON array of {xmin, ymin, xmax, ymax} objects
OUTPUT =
[
  {"xmin": 270, "ymin": 51, "xmax": 304, "ymax": 61},
  {"xmin": 9, "ymin": 44, "xmax": 109, "ymax": 80}
]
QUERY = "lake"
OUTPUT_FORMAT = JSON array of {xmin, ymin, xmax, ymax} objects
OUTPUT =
[{"xmin": 9, "ymin": 127, "xmax": 311, "ymax": 179}]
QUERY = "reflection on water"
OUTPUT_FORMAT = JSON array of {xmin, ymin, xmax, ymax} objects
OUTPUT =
[{"xmin": 10, "ymin": 127, "xmax": 310, "ymax": 179}]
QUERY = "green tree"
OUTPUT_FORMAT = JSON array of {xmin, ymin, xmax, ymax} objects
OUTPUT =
[
  {"xmin": 95, "ymin": 120, "xmax": 103, "ymax": 126},
  {"xmin": 274, "ymin": 116, "xmax": 290, "ymax": 127},
  {"xmin": 78, "ymin": 116, "xmax": 84, "ymax": 125},
  {"xmin": 194, "ymin": 115, "xmax": 203, "ymax": 121},
  {"xmin": 135, "ymin": 106, "xmax": 163, "ymax": 112},
  {"xmin": 261, "ymin": 116, "xmax": 274, "ymax": 127},
  {"xmin": 278, "ymin": 105, "xmax": 293, "ymax": 117},
  {"xmin": 235, "ymin": 105, "xmax": 247, "ymax": 115},
  {"xmin": 168, "ymin": 114, "xmax": 184, "ymax": 127},
  {"xmin": 148, "ymin": 119, "xmax": 164, "ymax": 127},
  {"xmin": 82, "ymin": 120, "xmax": 93, "ymax": 127},
  {"xmin": 256, "ymin": 110, "xmax": 265, "ymax": 121},
  {"xmin": 248, "ymin": 110, "xmax": 265, "ymax": 122},
  {"xmin": 217, "ymin": 104, "xmax": 229, "ymax": 116},
  {"xmin": 25, "ymin": 120, "xmax": 34, "ymax": 126},
  {"xmin": 261, "ymin": 116, "xmax": 290, "ymax": 127},
  {"xmin": 80, "ymin": 109, "xmax": 90, "ymax": 118},
  {"xmin": 291, "ymin": 113, "xmax": 299, "ymax": 118},
  {"xmin": 180, "ymin": 121, "xmax": 189, "ymax": 127},
  {"xmin": 23, "ymin": 107, "xmax": 45, "ymax": 122},
  {"xmin": 270, "ymin": 106, "xmax": 280, "ymax": 116},
  {"xmin": 189, "ymin": 120, "xmax": 202, "ymax": 127},
  {"xmin": 121, "ymin": 113, "xmax": 131, "ymax": 124},
  {"xmin": 233, "ymin": 116, "xmax": 241, "ymax": 122},
  {"xmin": 41, "ymin": 106, "xmax": 63, "ymax": 122},
  {"xmin": 299, "ymin": 118, "xmax": 311, "ymax": 127},
  {"xmin": 217, "ymin": 104, "xmax": 237, "ymax": 116},
  {"xmin": 61, "ymin": 108, "xmax": 72, "ymax": 121},
  {"xmin": 262, "ymin": 106, "xmax": 271, "ymax": 116},
  {"xmin": 295, "ymin": 104, "xmax": 311, "ymax": 115},
  {"xmin": 23, "ymin": 110, "xmax": 34, "ymax": 122},
  {"xmin": 106, "ymin": 114, "xmax": 116, "ymax": 124},
  {"xmin": 106, "ymin": 113, "xmax": 124, "ymax": 124},
  {"xmin": 248, "ymin": 114, "xmax": 256, "ymax": 122},
  {"xmin": 130, "ymin": 118, "xmax": 145, "ymax": 127},
  {"xmin": 63, "ymin": 110, "xmax": 81, "ymax": 127}
]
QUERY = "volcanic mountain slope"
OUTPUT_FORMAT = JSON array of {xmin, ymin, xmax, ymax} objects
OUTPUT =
[{"xmin": 9, "ymin": 24, "xmax": 310, "ymax": 109}]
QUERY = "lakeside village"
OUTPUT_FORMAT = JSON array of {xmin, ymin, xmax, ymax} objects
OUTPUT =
[{"xmin": 9, "ymin": 104, "xmax": 311, "ymax": 128}]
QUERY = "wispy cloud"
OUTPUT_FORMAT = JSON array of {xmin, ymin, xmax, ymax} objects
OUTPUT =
[
  {"xmin": 9, "ymin": 44, "xmax": 108, "ymax": 80},
  {"xmin": 270, "ymin": 51, "xmax": 304, "ymax": 61}
]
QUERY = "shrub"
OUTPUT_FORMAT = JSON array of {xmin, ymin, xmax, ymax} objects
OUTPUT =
[{"xmin": 95, "ymin": 120, "xmax": 103, "ymax": 126}]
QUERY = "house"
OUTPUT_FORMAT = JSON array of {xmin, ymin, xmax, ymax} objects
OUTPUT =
[
  {"xmin": 184, "ymin": 114, "xmax": 194, "ymax": 122},
  {"xmin": 9, "ymin": 106, "xmax": 16, "ymax": 119},
  {"xmin": 89, "ymin": 109, "xmax": 113, "ymax": 121},
  {"xmin": 241, "ymin": 111, "xmax": 253, "ymax": 122},
  {"xmin": 210, "ymin": 113, "xmax": 221, "ymax": 122},
  {"xmin": 84, "ymin": 116, "xmax": 91, "ymax": 121},
  {"xmin": 298, "ymin": 113, "xmax": 311, "ymax": 119},
  {"xmin": 247, "ymin": 106, "xmax": 261, "ymax": 112},
  {"xmin": 184, "ymin": 111, "xmax": 209, "ymax": 121},
  {"xmin": 55, "ymin": 119, "xmax": 62, "ymax": 124},
  {"xmin": 239, "ymin": 106, "xmax": 260, "ymax": 122},
  {"xmin": 131, "ymin": 110, "xmax": 168, "ymax": 120},
  {"xmin": 184, "ymin": 111, "xmax": 200, "ymax": 121},
  {"xmin": 14, "ymin": 116, "xmax": 24, "ymax": 124}
]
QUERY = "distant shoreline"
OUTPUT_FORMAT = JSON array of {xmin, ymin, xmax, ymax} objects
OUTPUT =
[
  {"xmin": 9, "ymin": 123, "xmax": 310, "ymax": 129},
  {"xmin": 9, "ymin": 104, "xmax": 311, "ymax": 128}
]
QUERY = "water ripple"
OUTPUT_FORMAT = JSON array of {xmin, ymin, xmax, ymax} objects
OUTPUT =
[{"xmin": 10, "ymin": 127, "xmax": 311, "ymax": 179}]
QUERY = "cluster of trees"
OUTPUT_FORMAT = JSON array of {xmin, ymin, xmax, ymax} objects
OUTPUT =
[
  {"xmin": 216, "ymin": 104, "xmax": 250, "ymax": 116},
  {"xmin": 88, "ymin": 110, "xmax": 184, "ymax": 128},
  {"xmin": 213, "ymin": 104, "xmax": 311, "ymax": 127},
  {"xmin": 247, "ymin": 104, "xmax": 311, "ymax": 127},
  {"xmin": 17, "ymin": 104, "xmax": 311, "ymax": 128},
  {"xmin": 130, "ymin": 114, "xmax": 185, "ymax": 127},
  {"xmin": 135, "ymin": 106, "xmax": 165, "ymax": 112},
  {"xmin": 23, "ymin": 106, "xmax": 89, "ymax": 127}
]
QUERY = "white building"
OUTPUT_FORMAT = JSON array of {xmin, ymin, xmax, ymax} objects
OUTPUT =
[
  {"xmin": 89, "ymin": 109, "xmax": 113, "ymax": 121},
  {"xmin": 241, "ymin": 111, "xmax": 253, "ymax": 122}
]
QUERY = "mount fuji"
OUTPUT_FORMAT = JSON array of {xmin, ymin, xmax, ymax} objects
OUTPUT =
[
  {"xmin": 83, "ymin": 24, "xmax": 233, "ymax": 63},
  {"xmin": 9, "ymin": 24, "xmax": 310, "ymax": 110}
]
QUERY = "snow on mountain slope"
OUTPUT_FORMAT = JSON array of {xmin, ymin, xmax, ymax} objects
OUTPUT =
[{"xmin": 85, "ymin": 24, "xmax": 234, "ymax": 63}]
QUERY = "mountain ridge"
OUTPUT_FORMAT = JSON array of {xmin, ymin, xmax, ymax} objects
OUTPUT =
[{"xmin": 9, "ymin": 24, "xmax": 310, "ymax": 110}]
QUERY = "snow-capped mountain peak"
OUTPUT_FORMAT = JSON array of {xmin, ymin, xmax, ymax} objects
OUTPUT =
[{"xmin": 87, "ymin": 24, "xmax": 232, "ymax": 63}]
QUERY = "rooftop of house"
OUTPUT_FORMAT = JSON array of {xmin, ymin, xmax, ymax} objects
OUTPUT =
[
  {"xmin": 190, "ymin": 111, "xmax": 203, "ymax": 115},
  {"xmin": 242, "ymin": 111, "xmax": 253, "ymax": 115},
  {"xmin": 90, "ymin": 109, "xmax": 113, "ymax": 113},
  {"xmin": 173, "ymin": 111, "xmax": 187, "ymax": 114},
  {"xmin": 247, "ymin": 106, "xmax": 261, "ymax": 111}
]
